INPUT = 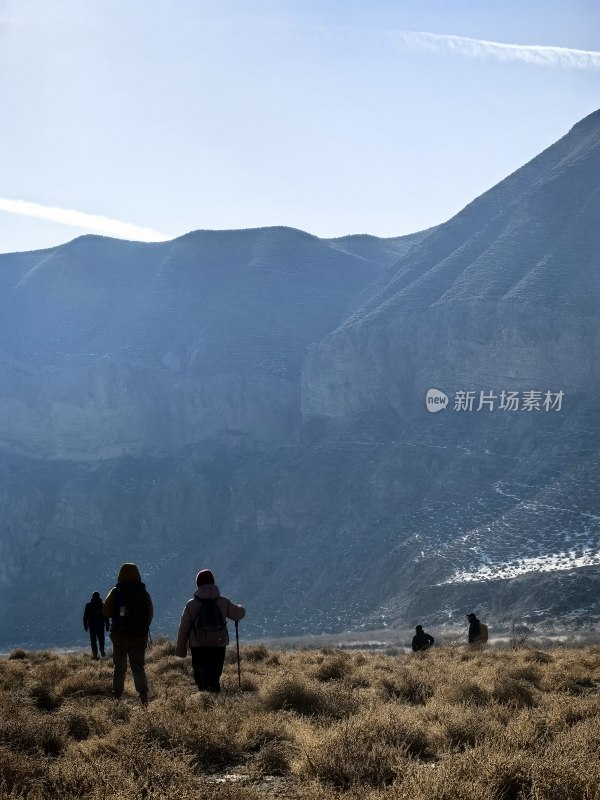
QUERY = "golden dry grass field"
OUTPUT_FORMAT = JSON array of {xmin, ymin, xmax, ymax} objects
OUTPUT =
[{"xmin": 0, "ymin": 640, "xmax": 599, "ymax": 799}]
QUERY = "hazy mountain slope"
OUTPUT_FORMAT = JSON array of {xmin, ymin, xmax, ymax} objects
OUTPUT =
[
  {"xmin": 0, "ymin": 227, "xmax": 387, "ymax": 460},
  {"xmin": 1, "ymin": 112, "xmax": 599, "ymax": 647},
  {"xmin": 290, "ymin": 108, "xmax": 600, "ymax": 628},
  {"xmin": 0, "ymin": 227, "xmax": 430, "ymax": 645},
  {"xmin": 303, "ymin": 109, "xmax": 600, "ymax": 422}
]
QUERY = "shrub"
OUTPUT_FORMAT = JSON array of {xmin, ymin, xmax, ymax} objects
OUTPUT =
[
  {"xmin": 0, "ymin": 746, "xmax": 46, "ymax": 794},
  {"xmin": 140, "ymin": 718, "xmax": 182, "ymax": 750},
  {"xmin": 64, "ymin": 711, "xmax": 91, "ymax": 741},
  {"xmin": 30, "ymin": 683, "xmax": 62, "ymax": 712},
  {"xmin": 523, "ymin": 649, "xmax": 552, "ymax": 664},
  {"xmin": 301, "ymin": 710, "xmax": 430, "ymax": 788},
  {"xmin": 441, "ymin": 681, "xmax": 491, "ymax": 707},
  {"xmin": 242, "ymin": 644, "xmax": 269, "ymax": 662},
  {"xmin": 239, "ymin": 675, "xmax": 258, "ymax": 692},
  {"xmin": 261, "ymin": 676, "xmax": 326, "ymax": 716},
  {"xmin": 529, "ymin": 725, "xmax": 600, "ymax": 800},
  {"xmin": 7, "ymin": 649, "xmax": 27, "ymax": 660},
  {"xmin": 145, "ymin": 637, "xmax": 176, "ymax": 662},
  {"xmin": 45, "ymin": 756, "xmax": 97, "ymax": 798},
  {"xmin": 491, "ymin": 678, "xmax": 536, "ymax": 708},
  {"xmin": 58, "ymin": 672, "xmax": 113, "ymax": 698},
  {"xmin": 314, "ymin": 654, "xmax": 350, "ymax": 682},
  {"xmin": 106, "ymin": 699, "xmax": 133, "ymax": 724},
  {"xmin": 504, "ymin": 664, "xmax": 542, "ymax": 686},
  {"xmin": 302, "ymin": 721, "xmax": 399, "ymax": 788},
  {"xmin": 378, "ymin": 669, "xmax": 434, "ymax": 704},
  {"xmin": 487, "ymin": 753, "xmax": 532, "ymax": 800},
  {"xmin": 151, "ymin": 656, "xmax": 192, "ymax": 677},
  {"xmin": 190, "ymin": 719, "xmax": 243, "ymax": 771},
  {"xmin": 0, "ymin": 717, "xmax": 65, "ymax": 757},
  {"xmin": 443, "ymin": 711, "xmax": 496, "ymax": 750},
  {"xmin": 237, "ymin": 714, "xmax": 290, "ymax": 753},
  {"xmin": 252, "ymin": 739, "xmax": 292, "ymax": 776}
]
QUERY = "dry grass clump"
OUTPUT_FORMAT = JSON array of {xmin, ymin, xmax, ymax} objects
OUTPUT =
[
  {"xmin": 490, "ymin": 676, "xmax": 537, "ymax": 708},
  {"xmin": 377, "ymin": 667, "xmax": 435, "ymax": 704},
  {"xmin": 440, "ymin": 705, "xmax": 502, "ymax": 751},
  {"xmin": 261, "ymin": 674, "xmax": 328, "ymax": 715},
  {"xmin": 252, "ymin": 738, "xmax": 293, "ymax": 777},
  {"xmin": 439, "ymin": 679, "xmax": 491, "ymax": 707},
  {"xmin": 137, "ymin": 697, "xmax": 244, "ymax": 771},
  {"xmin": 300, "ymin": 720, "xmax": 404, "ymax": 788},
  {"xmin": 523, "ymin": 648, "xmax": 553, "ymax": 664},
  {"xmin": 238, "ymin": 712, "xmax": 295, "ymax": 776},
  {"xmin": 313, "ymin": 652, "xmax": 351, "ymax": 682},
  {"xmin": 145, "ymin": 636, "xmax": 177, "ymax": 662},
  {"xmin": 29, "ymin": 683, "xmax": 62, "ymax": 712},
  {"xmin": 0, "ymin": 714, "xmax": 65, "ymax": 757},
  {"xmin": 0, "ymin": 642, "xmax": 598, "ymax": 799},
  {"xmin": 242, "ymin": 643, "xmax": 270, "ymax": 662},
  {"xmin": 299, "ymin": 707, "xmax": 433, "ymax": 789}
]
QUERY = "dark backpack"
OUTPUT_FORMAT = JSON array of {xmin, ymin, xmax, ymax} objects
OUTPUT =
[
  {"xmin": 111, "ymin": 582, "xmax": 149, "ymax": 637},
  {"xmin": 88, "ymin": 601, "xmax": 105, "ymax": 629},
  {"xmin": 477, "ymin": 623, "xmax": 489, "ymax": 643},
  {"xmin": 192, "ymin": 597, "xmax": 228, "ymax": 646}
]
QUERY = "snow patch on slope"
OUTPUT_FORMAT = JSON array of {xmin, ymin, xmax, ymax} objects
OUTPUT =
[{"xmin": 441, "ymin": 548, "xmax": 600, "ymax": 584}]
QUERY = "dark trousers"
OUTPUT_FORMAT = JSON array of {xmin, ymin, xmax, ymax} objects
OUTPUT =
[
  {"xmin": 191, "ymin": 646, "xmax": 226, "ymax": 693},
  {"xmin": 110, "ymin": 633, "xmax": 149, "ymax": 699},
  {"xmin": 89, "ymin": 626, "xmax": 106, "ymax": 657}
]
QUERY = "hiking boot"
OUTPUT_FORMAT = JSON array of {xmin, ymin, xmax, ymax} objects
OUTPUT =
[{"xmin": 140, "ymin": 694, "xmax": 149, "ymax": 707}]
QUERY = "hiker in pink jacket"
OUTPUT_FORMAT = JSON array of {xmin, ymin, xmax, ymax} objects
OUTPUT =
[{"xmin": 175, "ymin": 569, "xmax": 245, "ymax": 693}]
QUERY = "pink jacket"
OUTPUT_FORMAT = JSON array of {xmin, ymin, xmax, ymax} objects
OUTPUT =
[{"xmin": 175, "ymin": 584, "xmax": 245, "ymax": 657}]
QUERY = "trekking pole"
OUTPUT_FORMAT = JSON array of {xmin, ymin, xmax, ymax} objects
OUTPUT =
[{"xmin": 235, "ymin": 620, "xmax": 241, "ymax": 691}]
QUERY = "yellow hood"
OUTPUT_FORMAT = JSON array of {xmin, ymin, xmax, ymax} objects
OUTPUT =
[{"xmin": 117, "ymin": 563, "xmax": 141, "ymax": 582}]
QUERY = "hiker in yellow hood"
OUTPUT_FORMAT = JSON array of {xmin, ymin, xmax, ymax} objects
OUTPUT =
[{"xmin": 103, "ymin": 563, "xmax": 153, "ymax": 706}]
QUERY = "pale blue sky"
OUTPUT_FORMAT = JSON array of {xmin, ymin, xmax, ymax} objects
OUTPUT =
[{"xmin": 0, "ymin": 0, "xmax": 598, "ymax": 253}]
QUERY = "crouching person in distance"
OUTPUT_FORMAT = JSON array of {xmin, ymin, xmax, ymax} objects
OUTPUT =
[
  {"xmin": 103, "ymin": 563, "xmax": 153, "ymax": 706},
  {"xmin": 175, "ymin": 569, "xmax": 245, "ymax": 693},
  {"xmin": 412, "ymin": 624, "xmax": 434, "ymax": 652}
]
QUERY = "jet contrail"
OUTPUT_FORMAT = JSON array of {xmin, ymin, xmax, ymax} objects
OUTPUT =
[
  {"xmin": 391, "ymin": 31, "xmax": 600, "ymax": 70},
  {"xmin": 0, "ymin": 197, "xmax": 169, "ymax": 242}
]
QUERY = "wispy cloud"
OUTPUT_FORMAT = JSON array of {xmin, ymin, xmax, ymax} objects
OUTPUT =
[
  {"xmin": 0, "ymin": 197, "xmax": 169, "ymax": 242},
  {"xmin": 391, "ymin": 31, "xmax": 600, "ymax": 70}
]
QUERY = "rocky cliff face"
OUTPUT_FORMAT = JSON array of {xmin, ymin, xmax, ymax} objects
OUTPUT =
[
  {"xmin": 1, "ymin": 111, "xmax": 599, "ymax": 647},
  {"xmin": 294, "ymin": 109, "xmax": 600, "ymax": 632}
]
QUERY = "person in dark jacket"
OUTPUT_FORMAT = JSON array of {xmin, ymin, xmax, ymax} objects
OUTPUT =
[
  {"xmin": 467, "ymin": 612, "xmax": 481, "ymax": 644},
  {"xmin": 412, "ymin": 624, "xmax": 434, "ymax": 651},
  {"xmin": 83, "ymin": 591, "xmax": 109, "ymax": 659},
  {"xmin": 175, "ymin": 569, "xmax": 245, "ymax": 693},
  {"xmin": 103, "ymin": 563, "xmax": 153, "ymax": 706}
]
